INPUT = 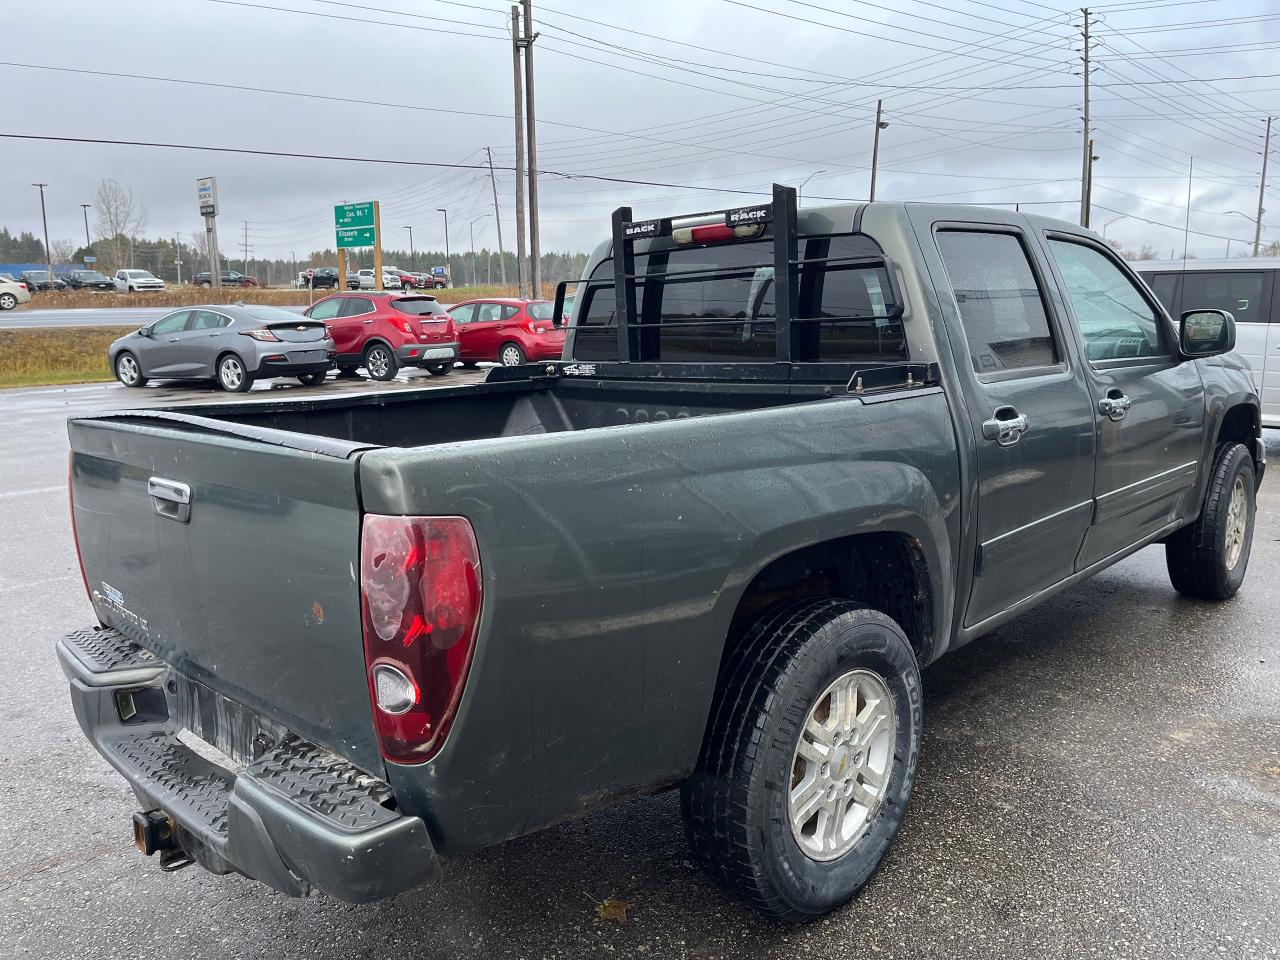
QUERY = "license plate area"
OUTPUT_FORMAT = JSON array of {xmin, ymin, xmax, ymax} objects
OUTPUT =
[{"xmin": 169, "ymin": 672, "xmax": 288, "ymax": 767}]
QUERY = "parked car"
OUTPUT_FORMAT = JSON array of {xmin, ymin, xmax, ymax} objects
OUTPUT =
[
  {"xmin": 295, "ymin": 267, "xmax": 342, "ymax": 290},
  {"xmin": 346, "ymin": 271, "xmax": 361, "ymax": 290},
  {"xmin": 304, "ymin": 292, "xmax": 458, "ymax": 379},
  {"xmin": 107, "ymin": 303, "xmax": 335, "ymax": 392},
  {"xmin": 449, "ymin": 297, "xmax": 565, "ymax": 366},
  {"xmin": 114, "ymin": 269, "xmax": 166, "ymax": 292},
  {"xmin": 354, "ymin": 268, "xmax": 402, "ymax": 290},
  {"xmin": 64, "ymin": 269, "xmax": 117, "ymax": 292},
  {"xmin": 193, "ymin": 271, "xmax": 259, "ymax": 288},
  {"xmin": 59, "ymin": 194, "xmax": 1263, "ymax": 920},
  {"xmin": 1133, "ymin": 258, "xmax": 1280, "ymax": 428},
  {"xmin": 19, "ymin": 269, "xmax": 65, "ymax": 292},
  {"xmin": 0, "ymin": 274, "xmax": 31, "ymax": 310}
]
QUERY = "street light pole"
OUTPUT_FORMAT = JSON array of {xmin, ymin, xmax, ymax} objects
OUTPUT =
[
  {"xmin": 403, "ymin": 225, "xmax": 415, "ymax": 272},
  {"xmin": 79, "ymin": 203, "xmax": 92, "ymax": 252},
  {"xmin": 869, "ymin": 100, "xmax": 889, "ymax": 202},
  {"xmin": 32, "ymin": 183, "xmax": 52, "ymax": 287},
  {"xmin": 797, "ymin": 169, "xmax": 826, "ymax": 203},
  {"xmin": 1102, "ymin": 214, "xmax": 1125, "ymax": 239},
  {"xmin": 437, "ymin": 208, "xmax": 450, "ymax": 287}
]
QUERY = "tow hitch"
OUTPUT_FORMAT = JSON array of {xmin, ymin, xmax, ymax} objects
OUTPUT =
[{"xmin": 132, "ymin": 809, "xmax": 193, "ymax": 871}]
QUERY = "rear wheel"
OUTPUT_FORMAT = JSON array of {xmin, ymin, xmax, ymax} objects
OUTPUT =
[
  {"xmin": 364, "ymin": 343, "xmax": 399, "ymax": 381},
  {"xmin": 296, "ymin": 371, "xmax": 328, "ymax": 386},
  {"xmin": 114, "ymin": 352, "xmax": 147, "ymax": 388},
  {"xmin": 0, "ymin": 292, "xmax": 16, "ymax": 310},
  {"xmin": 1165, "ymin": 441, "xmax": 1256, "ymax": 600},
  {"xmin": 217, "ymin": 354, "xmax": 252, "ymax": 393},
  {"xmin": 681, "ymin": 599, "xmax": 923, "ymax": 922},
  {"xmin": 499, "ymin": 342, "xmax": 526, "ymax": 367},
  {"xmin": 425, "ymin": 362, "xmax": 452, "ymax": 377}
]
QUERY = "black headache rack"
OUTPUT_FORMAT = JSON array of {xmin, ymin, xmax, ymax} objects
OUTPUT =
[{"xmin": 551, "ymin": 182, "xmax": 931, "ymax": 392}]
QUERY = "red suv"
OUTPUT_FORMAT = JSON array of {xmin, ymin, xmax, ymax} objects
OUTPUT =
[
  {"xmin": 303, "ymin": 292, "xmax": 459, "ymax": 380},
  {"xmin": 449, "ymin": 298, "xmax": 565, "ymax": 367}
]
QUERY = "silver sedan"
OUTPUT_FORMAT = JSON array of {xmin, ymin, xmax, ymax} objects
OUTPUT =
[{"xmin": 108, "ymin": 304, "xmax": 336, "ymax": 392}]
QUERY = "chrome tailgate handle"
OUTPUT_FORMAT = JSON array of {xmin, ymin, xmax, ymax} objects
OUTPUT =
[{"xmin": 148, "ymin": 477, "xmax": 192, "ymax": 523}]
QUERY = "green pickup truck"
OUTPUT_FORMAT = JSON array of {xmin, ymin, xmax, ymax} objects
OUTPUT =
[{"xmin": 59, "ymin": 187, "xmax": 1263, "ymax": 921}]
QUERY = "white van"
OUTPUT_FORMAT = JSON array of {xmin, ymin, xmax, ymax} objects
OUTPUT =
[{"xmin": 1134, "ymin": 258, "xmax": 1280, "ymax": 428}]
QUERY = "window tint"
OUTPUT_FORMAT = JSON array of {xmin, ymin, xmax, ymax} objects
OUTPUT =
[
  {"xmin": 189, "ymin": 310, "xmax": 227, "ymax": 330},
  {"xmin": 501, "ymin": 304, "xmax": 520, "ymax": 321},
  {"xmin": 449, "ymin": 303, "xmax": 476, "ymax": 324},
  {"xmin": 1047, "ymin": 239, "xmax": 1168, "ymax": 361},
  {"xmin": 575, "ymin": 235, "xmax": 903, "ymax": 362},
  {"xmin": 527, "ymin": 302, "xmax": 555, "ymax": 320},
  {"xmin": 307, "ymin": 297, "xmax": 344, "ymax": 320},
  {"xmin": 935, "ymin": 230, "xmax": 1058, "ymax": 374},
  {"xmin": 391, "ymin": 298, "xmax": 446, "ymax": 316},
  {"xmin": 150, "ymin": 311, "xmax": 190, "ymax": 335},
  {"xmin": 1180, "ymin": 271, "xmax": 1267, "ymax": 323},
  {"xmin": 339, "ymin": 297, "xmax": 374, "ymax": 318}
]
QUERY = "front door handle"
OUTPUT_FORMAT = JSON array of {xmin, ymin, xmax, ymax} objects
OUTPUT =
[
  {"xmin": 363, "ymin": 319, "xmax": 374, "ymax": 324},
  {"xmin": 1098, "ymin": 389, "xmax": 1132, "ymax": 421},
  {"xmin": 981, "ymin": 406, "xmax": 1029, "ymax": 446}
]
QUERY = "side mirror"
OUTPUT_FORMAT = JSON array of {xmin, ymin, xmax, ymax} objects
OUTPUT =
[
  {"xmin": 137, "ymin": 326, "xmax": 152, "ymax": 338},
  {"xmin": 1179, "ymin": 309, "xmax": 1235, "ymax": 358}
]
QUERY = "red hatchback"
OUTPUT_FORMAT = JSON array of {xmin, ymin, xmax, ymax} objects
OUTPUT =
[
  {"xmin": 449, "ymin": 298, "xmax": 565, "ymax": 367},
  {"xmin": 304, "ymin": 292, "xmax": 459, "ymax": 380}
]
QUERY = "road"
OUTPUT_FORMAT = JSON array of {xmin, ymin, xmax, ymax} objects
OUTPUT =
[{"xmin": 0, "ymin": 376, "xmax": 1276, "ymax": 959}]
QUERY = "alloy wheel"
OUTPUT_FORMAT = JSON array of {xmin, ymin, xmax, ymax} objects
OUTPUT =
[{"xmin": 1225, "ymin": 474, "xmax": 1249, "ymax": 570}]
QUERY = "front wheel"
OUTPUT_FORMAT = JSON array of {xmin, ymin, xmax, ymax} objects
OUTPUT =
[
  {"xmin": 364, "ymin": 343, "xmax": 399, "ymax": 381},
  {"xmin": 425, "ymin": 362, "xmax": 451, "ymax": 377},
  {"xmin": 114, "ymin": 352, "xmax": 147, "ymax": 388},
  {"xmin": 498, "ymin": 342, "xmax": 526, "ymax": 367},
  {"xmin": 681, "ymin": 599, "xmax": 923, "ymax": 922},
  {"xmin": 0, "ymin": 292, "xmax": 16, "ymax": 310},
  {"xmin": 1165, "ymin": 441, "xmax": 1257, "ymax": 600},
  {"xmin": 296, "ymin": 371, "xmax": 328, "ymax": 386},
  {"xmin": 217, "ymin": 354, "xmax": 252, "ymax": 392}
]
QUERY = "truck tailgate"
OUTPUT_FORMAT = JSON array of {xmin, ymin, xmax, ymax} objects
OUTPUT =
[{"xmin": 68, "ymin": 414, "xmax": 383, "ymax": 774}]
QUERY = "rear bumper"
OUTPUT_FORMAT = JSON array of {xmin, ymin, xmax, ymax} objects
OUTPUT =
[
  {"xmin": 254, "ymin": 354, "xmax": 335, "ymax": 376},
  {"xmin": 399, "ymin": 342, "xmax": 459, "ymax": 365},
  {"xmin": 525, "ymin": 338, "xmax": 567, "ymax": 361},
  {"xmin": 56, "ymin": 627, "xmax": 439, "ymax": 903}
]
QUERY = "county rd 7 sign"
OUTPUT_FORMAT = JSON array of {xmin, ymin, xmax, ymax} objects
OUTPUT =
[{"xmin": 335, "ymin": 202, "xmax": 376, "ymax": 248}]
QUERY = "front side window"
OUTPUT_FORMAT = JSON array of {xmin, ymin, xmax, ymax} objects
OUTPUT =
[
  {"xmin": 450, "ymin": 304, "xmax": 475, "ymax": 323},
  {"xmin": 1047, "ymin": 238, "xmax": 1168, "ymax": 362},
  {"xmin": 150, "ymin": 311, "xmax": 190, "ymax": 335},
  {"xmin": 307, "ymin": 298, "xmax": 343, "ymax": 320},
  {"xmin": 1180, "ymin": 271, "xmax": 1267, "ymax": 323},
  {"xmin": 935, "ymin": 230, "xmax": 1059, "ymax": 375}
]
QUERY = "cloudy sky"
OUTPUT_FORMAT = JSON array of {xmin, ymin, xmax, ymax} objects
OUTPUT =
[{"xmin": 4, "ymin": 0, "xmax": 1280, "ymax": 261}]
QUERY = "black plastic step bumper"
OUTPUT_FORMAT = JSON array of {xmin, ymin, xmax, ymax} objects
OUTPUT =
[{"xmin": 56, "ymin": 627, "xmax": 439, "ymax": 903}]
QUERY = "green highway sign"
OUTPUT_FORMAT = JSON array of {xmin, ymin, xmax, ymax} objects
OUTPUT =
[
  {"xmin": 336, "ymin": 226, "xmax": 377, "ymax": 248},
  {"xmin": 334, "ymin": 202, "xmax": 375, "ymax": 229}
]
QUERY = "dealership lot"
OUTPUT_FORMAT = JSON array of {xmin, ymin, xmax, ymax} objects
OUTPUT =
[{"xmin": 0, "ymin": 375, "xmax": 1275, "ymax": 959}]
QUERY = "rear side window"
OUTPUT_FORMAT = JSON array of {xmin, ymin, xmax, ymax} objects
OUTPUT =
[
  {"xmin": 477, "ymin": 302, "xmax": 506, "ymax": 322},
  {"xmin": 935, "ymin": 230, "xmax": 1059, "ymax": 375},
  {"xmin": 340, "ymin": 297, "xmax": 375, "ymax": 318},
  {"xmin": 189, "ymin": 310, "xmax": 227, "ymax": 330},
  {"xmin": 391, "ymin": 298, "xmax": 445, "ymax": 317},
  {"xmin": 575, "ymin": 234, "xmax": 904, "ymax": 362},
  {"xmin": 1180, "ymin": 271, "xmax": 1268, "ymax": 323}
]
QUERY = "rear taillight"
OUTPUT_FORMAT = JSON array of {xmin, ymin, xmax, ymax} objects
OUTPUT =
[
  {"xmin": 240, "ymin": 328, "xmax": 281, "ymax": 342},
  {"xmin": 527, "ymin": 321, "xmax": 550, "ymax": 334},
  {"xmin": 360, "ymin": 515, "xmax": 482, "ymax": 764},
  {"xmin": 67, "ymin": 454, "xmax": 93, "ymax": 605},
  {"xmin": 398, "ymin": 319, "xmax": 415, "ymax": 334}
]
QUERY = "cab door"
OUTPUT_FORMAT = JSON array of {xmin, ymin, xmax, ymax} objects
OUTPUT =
[
  {"xmin": 305, "ymin": 297, "xmax": 351, "ymax": 356},
  {"xmin": 141, "ymin": 310, "xmax": 193, "ymax": 375},
  {"xmin": 469, "ymin": 301, "xmax": 506, "ymax": 360},
  {"xmin": 449, "ymin": 303, "xmax": 478, "ymax": 359},
  {"xmin": 1041, "ymin": 234, "xmax": 1205, "ymax": 565},
  {"xmin": 925, "ymin": 220, "xmax": 1097, "ymax": 628},
  {"xmin": 185, "ymin": 309, "xmax": 231, "ymax": 376}
]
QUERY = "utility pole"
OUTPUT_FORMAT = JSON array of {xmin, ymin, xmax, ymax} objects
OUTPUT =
[
  {"xmin": 79, "ymin": 203, "xmax": 92, "ymax": 251},
  {"xmin": 242, "ymin": 220, "xmax": 251, "ymax": 274},
  {"xmin": 869, "ymin": 100, "xmax": 888, "ymax": 202},
  {"xmin": 1254, "ymin": 116, "xmax": 1272, "ymax": 256},
  {"xmin": 32, "ymin": 183, "xmax": 52, "ymax": 285},
  {"xmin": 511, "ymin": 5, "xmax": 528, "ymax": 297},
  {"xmin": 485, "ymin": 146, "xmax": 508, "ymax": 284},
  {"xmin": 436, "ymin": 208, "xmax": 451, "ymax": 288},
  {"xmin": 522, "ymin": 0, "xmax": 542, "ymax": 298},
  {"xmin": 403, "ymin": 225, "xmax": 415, "ymax": 272},
  {"xmin": 175, "ymin": 235, "xmax": 184, "ymax": 284},
  {"xmin": 1183, "ymin": 156, "xmax": 1194, "ymax": 262},
  {"xmin": 1079, "ymin": 7, "xmax": 1094, "ymax": 228}
]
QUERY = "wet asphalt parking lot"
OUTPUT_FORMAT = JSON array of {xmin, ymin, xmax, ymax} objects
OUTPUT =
[{"xmin": 0, "ymin": 372, "xmax": 1276, "ymax": 960}]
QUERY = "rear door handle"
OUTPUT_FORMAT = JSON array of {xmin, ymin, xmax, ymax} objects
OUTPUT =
[
  {"xmin": 363, "ymin": 319, "xmax": 374, "ymax": 324},
  {"xmin": 148, "ymin": 477, "xmax": 191, "ymax": 523},
  {"xmin": 1098, "ymin": 389, "xmax": 1132, "ymax": 421},
  {"xmin": 981, "ymin": 406, "xmax": 1029, "ymax": 446}
]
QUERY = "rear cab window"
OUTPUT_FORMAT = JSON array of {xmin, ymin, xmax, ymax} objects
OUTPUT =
[{"xmin": 574, "ymin": 234, "xmax": 905, "ymax": 363}]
